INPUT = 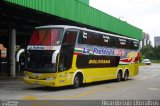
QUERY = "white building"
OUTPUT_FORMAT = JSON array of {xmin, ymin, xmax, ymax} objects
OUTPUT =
[
  {"xmin": 154, "ymin": 36, "xmax": 160, "ymax": 47},
  {"xmin": 140, "ymin": 32, "xmax": 151, "ymax": 48}
]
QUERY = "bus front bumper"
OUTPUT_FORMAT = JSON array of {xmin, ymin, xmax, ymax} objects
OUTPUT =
[{"xmin": 23, "ymin": 77, "xmax": 57, "ymax": 87}]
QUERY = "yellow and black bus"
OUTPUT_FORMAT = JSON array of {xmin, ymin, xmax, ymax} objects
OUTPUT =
[{"xmin": 23, "ymin": 25, "xmax": 140, "ymax": 88}]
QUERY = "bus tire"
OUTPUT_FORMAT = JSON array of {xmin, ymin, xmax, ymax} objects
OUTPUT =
[
  {"xmin": 72, "ymin": 75, "xmax": 81, "ymax": 89},
  {"xmin": 123, "ymin": 71, "xmax": 129, "ymax": 81},
  {"xmin": 116, "ymin": 71, "xmax": 122, "ymax": 82}
]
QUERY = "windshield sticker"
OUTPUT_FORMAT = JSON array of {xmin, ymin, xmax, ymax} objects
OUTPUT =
[{"xmin": 27, "ymin": 46, "xmax": 56, "ymax": 50}]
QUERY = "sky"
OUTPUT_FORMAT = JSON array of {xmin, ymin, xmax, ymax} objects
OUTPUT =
[{"xmin": 90, "ymin": 0, "xmax": 160, "ymax": 46}]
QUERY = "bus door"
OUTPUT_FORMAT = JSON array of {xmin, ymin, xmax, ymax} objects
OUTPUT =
[{"xmin": 58, "ymin": 29, "xmax": 78, "ymax": 86}]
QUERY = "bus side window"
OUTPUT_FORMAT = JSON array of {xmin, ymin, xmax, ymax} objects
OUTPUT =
[
  {"xmin": 119, "ymin": 38, "xmax": 127, "ymax": 49},
  {"xmin": 133, "ymin": 41, "xmax": 139, "ymax": 50},
  {"xmin": 78, "ymin": 31, "xmax": 92, "ymax": 45},
  {"xmin": 110, "ymin": 36, "xmax": 117, "ymax": 47},
  {"xmin": 102, "ymin": 34, "xmax": 110, "ymax": 47},
  {"xmin": 86, "ymin": 32, "xmax": 93, "ymax": 45},
  {"xmin": 78, "ymin": 31, "xmax": 84, "ymax": 44},
  {"xmin": 127, "ymin": 39, "xmax": 132, "ymax": 50},
  {"xmin": 78, "ymin": 30, "xmax": 89, "ymax": 44},
  {"xmin": 94, "ymin": 33, "xmax": 102, "ymax": 46},
  {"xmin": 89, "ymin": 32, "xmax": 95, "ymax": 45},
  {"xmin": 62, "ymin": 31, "xmax": 77, "ymax": 45}
]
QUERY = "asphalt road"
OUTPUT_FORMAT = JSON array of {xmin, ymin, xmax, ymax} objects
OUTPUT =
[{"xmin": 0, "ymin": 63, "xmax": 160, "ymax": 101}]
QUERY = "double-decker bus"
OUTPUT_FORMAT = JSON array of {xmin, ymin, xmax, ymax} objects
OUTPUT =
[{"xmin": 23, "ymin": 25, "xmax": 140, "ymax": 88}]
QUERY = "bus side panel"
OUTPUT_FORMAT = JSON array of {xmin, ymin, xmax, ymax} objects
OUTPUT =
[
  {"xmin": 83, "ymin": 67, "xmax": 117, "ymax": 83},
  {"xmin": 71, "ymin": 55, "xmax": 118, "ymax": 84},
  {"xmin": 128, "ymin": 63, "xmax": 139, "ymax": 77},
  {"xmin": 134, "ymin": 62, "xmax": 139, "ymax": 76}
]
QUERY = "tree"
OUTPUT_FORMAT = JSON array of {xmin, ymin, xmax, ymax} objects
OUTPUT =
[
  {"xmin": 140, "ymin": 45, "xmax": 160, "ymax": 61},
  {"xmin": 140, "ymin": 45, "xmax": 153, "ymax": 59},
  {"xmin": 153, "ymin": 46, "xmax": 160, "ymax": 60}
]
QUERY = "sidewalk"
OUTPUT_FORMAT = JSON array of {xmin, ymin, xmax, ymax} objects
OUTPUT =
[
  {"xmin": 0, "ymin": 75, "xmax": 23, "ymax": 81},
  {"xmin": 0, "ymin": 69, "xmax": 24, "ymax": 80}
]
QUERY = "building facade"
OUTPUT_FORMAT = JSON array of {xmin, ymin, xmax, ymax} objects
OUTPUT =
[
  {"xmin": 140, "ymin": 32, "xmax": 151, "ymax": 48},
  {"xmin": 154, "ymin": 36, "xmax": 160, "ymax": 47}
]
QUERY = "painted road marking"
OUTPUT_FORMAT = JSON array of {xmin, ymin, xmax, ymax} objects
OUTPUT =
[
  {"xmin": 137, "ymin": 75, "xmax": 159, "ymax": 80},
  {"xmin": 21, "ymin": 95, "xmax": 38, "ymax": 100},
  {"xmin": 138, "ymin": 77, "xmax": 147, "ymax": 80},
  {"xmin": 151, "ymin": 74, "xmax": 159, "ymax": 77},
  {"xmin": 148, "ymin": 88, "xmax": 160, "ymax": 92},
  {"xmin": 21, "ymin": 87, "xmax": 115, "ymax": 100},
  {"xmin": 20, "ymin": 82, "xmax": 132, "ymax": 100},
  {"xmin": 20, "ymin": 77, "xmax": 137, "ymax": 100}
]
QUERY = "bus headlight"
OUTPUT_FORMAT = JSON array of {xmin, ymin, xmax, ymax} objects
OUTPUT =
[{"xmin": 24, "ymin": 75, "xmax": 29, "ymax": 79}]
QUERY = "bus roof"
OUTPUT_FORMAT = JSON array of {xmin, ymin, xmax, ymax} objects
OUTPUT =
[{"xmin": 36, "ymin": 25, "xmax": 139, "ymax": 41}]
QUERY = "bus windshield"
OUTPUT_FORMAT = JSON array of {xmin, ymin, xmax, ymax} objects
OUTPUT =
[{"xmin": 29, "ymin": 28, "xmax": 64, "ymax": 46}]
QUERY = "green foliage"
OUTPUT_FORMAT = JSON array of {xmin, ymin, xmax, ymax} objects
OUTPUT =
[
  {"xmin": 140, "ymin": 45, "xmax": 160, "ymax": 61},
  {"xmin": 153, "ymin": 46, "xmax": 160, "ymax": 60},
  {"xmin": 139, "ymin": 51, "xmax": 144, "ymax": 62}
]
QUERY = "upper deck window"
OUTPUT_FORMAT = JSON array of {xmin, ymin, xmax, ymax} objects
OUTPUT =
[
  {"xmin": 78, "ymin": 31, "xmax": 102, "ymax": 45},
  {"xmin": 78, "ymin": 30, "xmax": 139, "ymax": 50},
  {"xmin": 29, "ymin": 28, "xmax": 64, "ymax": 46},
  {"xmin": 62, "ymin": 30, "xmax": 78, "ymax": 45}
]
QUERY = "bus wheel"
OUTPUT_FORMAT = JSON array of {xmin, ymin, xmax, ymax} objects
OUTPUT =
[
  {"xmin": 116, "ymin": 71, "xmax": 122, "ymax": 82},
  {"xmin": 73, "ymin": 75, "xmax": 80, "ymax": 88},
  {"xmin": 123, "ymin": 71, "xmax": 129, "ymax": 81}
]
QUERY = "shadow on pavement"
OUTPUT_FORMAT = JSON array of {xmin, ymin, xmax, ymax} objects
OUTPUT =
[{"xmin": 24, "ymin": 79, "xmax": 134, "ymax": 92}]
